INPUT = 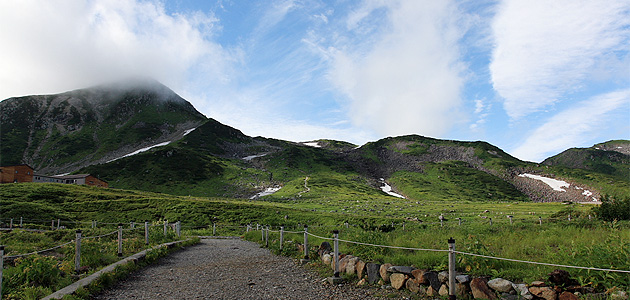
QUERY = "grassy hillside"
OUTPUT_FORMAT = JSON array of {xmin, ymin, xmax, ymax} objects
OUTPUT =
[
  {"xmin": 543, "ymin": 141, "xmax": 630, "ymax": 179},
  {"xmin": 0, "ymin": 79, "xmax": 207, "ymax": 174}
]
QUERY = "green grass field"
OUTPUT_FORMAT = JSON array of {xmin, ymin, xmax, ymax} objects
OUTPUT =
[{"xmin": 1, "ymin": 183, "xmax": 628, "ymax": 299}]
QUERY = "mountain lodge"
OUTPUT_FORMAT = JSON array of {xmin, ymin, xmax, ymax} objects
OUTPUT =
[{"xmin": 0, "ymin": 165, "xmax": 108, "ymax": 187}]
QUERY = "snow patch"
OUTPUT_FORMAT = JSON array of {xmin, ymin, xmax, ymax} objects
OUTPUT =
[
  {"xmin": 380, "ymin": 179, "xmax": 405, "ymax": 198},
  {"xmin": 183, "ymin": 127, "xmax": 197, "ymax": 136},
  {"xmin": 518, "ymin": 174, "xmax": 569, "ymax": 192},
  {"xmin": 302, "ymin": 142, "xmax": 321, "ymax": 148},
  {"xmin": 250, "ymin": 186, "xmax": 281, "ymax": 199},
  {"xmin": 107, "ymin": 141, "xmax": 171, "ymax": 163},
  {"xmin": 243, "ymin": 153, "xmax": 268, "ymax": 161}
]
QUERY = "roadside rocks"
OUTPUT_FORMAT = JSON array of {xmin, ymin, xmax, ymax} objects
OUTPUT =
[{"xmin": 311, "ymin": 244, "xmax": 605, "ymax": 300}]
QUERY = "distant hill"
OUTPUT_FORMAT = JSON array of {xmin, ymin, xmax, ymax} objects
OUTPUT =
[
  {"xmin": 0, "ymin": 78, "xmax": 207, "ymax": 174},
  {"xmin": 2, "ymin": 80, "xmax": 628, "ymax": 202},
  {"xmin": 542, "ymin": 140, "xmax": 630, "ymax": 179}
]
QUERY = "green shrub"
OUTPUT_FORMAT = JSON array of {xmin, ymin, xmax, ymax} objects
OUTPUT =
[{"xmin": 593, "ymin": 195, "xmax": 630, "ymax": 221}]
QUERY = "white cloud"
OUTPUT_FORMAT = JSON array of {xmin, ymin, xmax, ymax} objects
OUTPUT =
[
  {"xmin": 511, "ymin": 89, "xmax": 630, "ymax": 162},
  {"xmin": 328, "ymin": 0, "xmax": 466, "ymax": 138},
  {"xmin": 490, "ymin": 0, "xmax": 630, "ymax": 119},
  {"xmin": 0, "ymin": 0, "xmax": 232, "ymax": 101}
]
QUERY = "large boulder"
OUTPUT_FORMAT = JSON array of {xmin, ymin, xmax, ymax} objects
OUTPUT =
[
  {"xmin": 322, "ymin": 253, "xmax": 332, "ymax": 265},
  {"xmin": 390, "ymin": 273, "xmax": 408, "ymax": 290},
  {"xmin": 379, "ymin": 263, "xmax": 393, "ymax": 282},
  {"xmin": 339, "ymin": 255, "xmax": 353, "ymax": 273},
  {"xmin": 366, "ymin": 263, "xmax": 381, "ymax": 284},
  {"xmin": 346, "ymin": 256, "xmax": 359, "ymax": 275},
  {"xmin": 470, "ymin": 277, "xmax": 498, "ymax": 300},
  {"xmin": 411, "ymin": 269, "xmax": 429, "ymax": 285},
  {"xmin": 512, "ymin": 283, "xmax": 534, "ymax": 300},
  {"xmin": 488, "ymin": 278, "xmax": 514, "ymax": 293},
  {"xmin": 529, "ymin": 286, "xmax": 557, "ymax": 300},
  {"xmin": 438, "ymin": 271, "xmax": 450, "ymax": 283},
  {"xmin": 549, "ymin": 270, "xmax": 578, "ymax": 287},
  {"xmin": 356, "ymin": 260, "xmax": 367, "ymax": 279},
  {"xmin": 387, "ymin": 266, "xmax": 416, "ymax": 276},
  {"xmin": 559, "ymin": 291, "xmax": 579, "ymax": 300}
]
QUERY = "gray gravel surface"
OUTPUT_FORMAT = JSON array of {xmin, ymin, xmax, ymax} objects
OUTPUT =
[{"xmin": 94, "ymin": 238, "xmax": 392, "ymax": 300}]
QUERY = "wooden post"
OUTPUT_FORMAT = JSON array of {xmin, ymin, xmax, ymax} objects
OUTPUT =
[
  {"xmin": 117, "ymin": 224, "xmax": 123, "ymax": 257},
  {"xmin": 261, "ymin": 225, "xmax": 265, "ymax": 241},
  {"xmin": 57, "ymin": 219, "xmax": 61, "ymax": 230},
  {"xmin": 176, "ymin": 221, "xmax": 181, "ymax": 238},
  {"xmin": 489, "ymin": 218, "xmax": 493, "ymax": 226},
  {"xmin": 213, "ymin": 223, "xmax": 216, "ymax": 236},
  {"xmin": 280, "ymin": 226, "xmax": 284, "ymax": 250},
  {"xmin": 508, "ymin": 215, "xmax": 513, "ymax": 225},
  {"xmin": 265, "ymin": 226, "xmax": 269, "ymax": 247},
  {"xmin": 52, "ymin": 219, "xmax": 55, "ymax": 230},
  {"xmin": 75, "ymin": 230, "xmax": 82, "ymax": 273},
  {"xmin": 144, "ymin": 221, "xmax": 149, "ymax": 245},
  {"xmin": 539, "ymin": 216, "xmax": 542, "ymax": 225},
  {"xmin": 402, "ymin": 221, "xmax": 405, "ymax": 230},
  {"xmin": 457, "ymin": 218, "xmax": 461, "ymax": 226},
  {"xmin": 326, "ymin": 229, "xmax": 342, "ymax": 284},
  {"xmin": 301, "ymin": 225, "xmax": 310, "ymax": 264},
  {"xmin": 333, "ymin": 230, "xmax": 340, "ymax": 277},
  {"xmin": 0, "ymin": 245, "xmax": 4, "ymax": 300},
  {"xmin": 164, "ymin": 220, "xmax": 168, "ymax": 237},
  {"xmin": 448, "ymin": 238, "xmax": 456, "ymax": 300}
]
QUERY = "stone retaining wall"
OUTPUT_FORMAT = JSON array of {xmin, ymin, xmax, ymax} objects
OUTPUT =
[{"xmin": 315, "ymin": 242, "xmax": 628, "ymax": 300}]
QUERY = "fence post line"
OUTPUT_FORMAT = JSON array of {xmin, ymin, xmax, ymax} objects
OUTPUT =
[
  {"xmin": 213, "ymin": 223, "xmax": 216, "ymax": 236},
  {"xmin": 117, "ymin": 223, "xmax": 123, "ymax": 257},
  {"xmin": 333, "ymin": 230, "xmax": 340, "ymax": 277},
  {"xmin": 280, "ymin": 226, "xmax": 284, "ymax": 250},
  {"xmin": 448, "ymin": 238, "xmax": 456, "ymax": 300},
  {"xmin": 75, "ymin": 230, "xmax": 82, "ymax": 273},
  {"xmin": 265, "ymin": 226, "xmax": 269, "ymax": 247},
  {"xmin": 1, "ymin": 245, "xmax": 4, "ymax": 300},
  {"xmin": 145, "ymin": 221, "xmax": 149, "ymax": 245}
]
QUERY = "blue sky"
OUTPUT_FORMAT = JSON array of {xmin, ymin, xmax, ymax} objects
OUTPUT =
[{"xmin": 1, "ymin": 0, "xmax": 628, "ymax": 162}]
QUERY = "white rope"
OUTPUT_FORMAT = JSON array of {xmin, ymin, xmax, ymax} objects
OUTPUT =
[
  {"xmin": 283, "ymin": 230, "xmax": 305, "ymax": 234},
  {"xmin": 82, "ymin": 231, "xmax": 118, "ymax": 239},
  {"xmin": 454, "ymin": 251, "xmax": 630, "ymax": 273},
  {"xmin": 305, "ymin": 232, "xmax": 448, "ymax": 252},
  {"xmin": 306, "ymin": 232, "xmax": 334, "ymax": 241},
  {"xmin": 4, "ymin": 240, "xmax": 74, "ymax": 259}
]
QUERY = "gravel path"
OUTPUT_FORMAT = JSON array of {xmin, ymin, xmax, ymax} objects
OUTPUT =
[{"xmin": 94, "ymin": 238, "xmax": 389, "ymax": 300}]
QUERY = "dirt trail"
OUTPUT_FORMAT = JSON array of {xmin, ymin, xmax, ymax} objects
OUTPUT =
[{"xmin": 93, "ymin": 238, "xmax": 382, "ymax": 300}]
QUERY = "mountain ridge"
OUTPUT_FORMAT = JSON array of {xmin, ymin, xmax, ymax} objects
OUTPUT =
[{"xmin": 2, "ymin": 80, "xmax": 628, "ymax": 203}]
